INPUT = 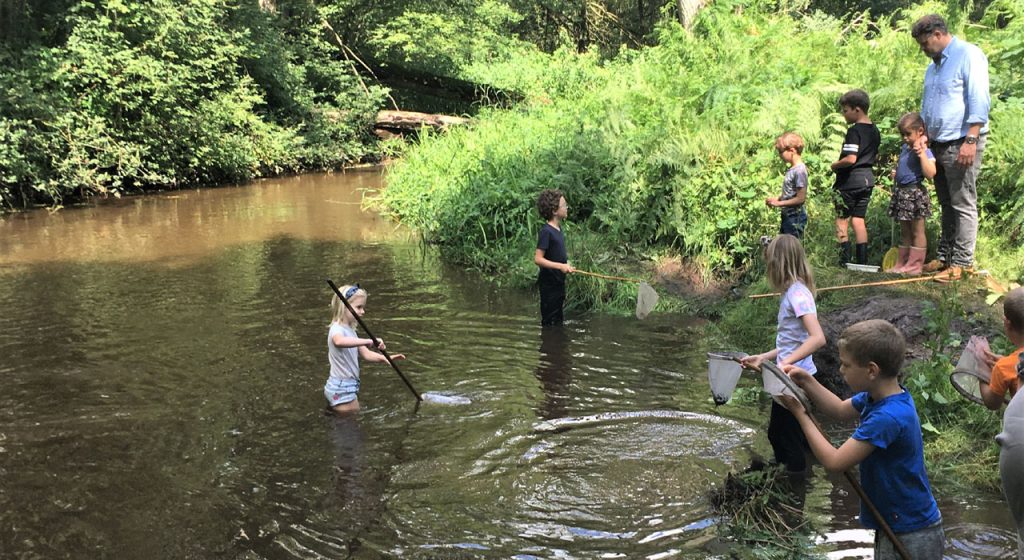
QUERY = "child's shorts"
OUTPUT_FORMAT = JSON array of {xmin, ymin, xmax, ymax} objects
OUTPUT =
[
  {"xmin": 834, "ymin": 187, "xmax": 872, "ymax": 219},
  {"xmin": 325, "ymin": 377, "xmax": 360, "ymax": 406},
  {"xmin": 888, "ymin": 183, "xmax": 932, "ymax": 222}
]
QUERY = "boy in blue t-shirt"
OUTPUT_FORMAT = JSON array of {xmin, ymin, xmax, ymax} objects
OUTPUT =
[{"xmin": 781, "ymin": 319, "xmax": 943, "ymax": 559}]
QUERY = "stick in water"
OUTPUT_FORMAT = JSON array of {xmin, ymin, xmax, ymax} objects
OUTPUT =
[{"xmin": 326, "ymin": 279, "xmax": 422, "ymax": 402}]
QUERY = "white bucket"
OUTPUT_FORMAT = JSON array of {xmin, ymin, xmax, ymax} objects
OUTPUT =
[{"xmin": 708, "ymin": 352, "xmax": 746, "ymax": 405}]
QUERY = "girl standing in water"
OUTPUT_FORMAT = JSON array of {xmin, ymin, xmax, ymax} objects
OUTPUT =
[
  {"xmin": 741, "ymin": 235, "xmax": 826, "ymax": 473},
  {"xmin": 325, "ymin": 284, "xmax": 404, "ymax": 414}
]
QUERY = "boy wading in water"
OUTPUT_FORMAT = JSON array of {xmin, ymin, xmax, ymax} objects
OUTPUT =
[
  {"xmin": 534, "ymin": 189, "xmax": 575, "ymax": 326},
  {"xmin": 782, "ymin": 320, "xmax": 943, "ymax": 559}
]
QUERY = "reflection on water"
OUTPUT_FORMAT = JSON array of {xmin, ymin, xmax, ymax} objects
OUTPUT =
[
  {"xmin": 0, "ymin": 169, "xmax": 398, "ymax": 266},
  {"xmin": 0, "ymin": 170, "xmax": 1018, "ymax": 559},
  {"xmin": 535, "ymin": 326, "xmax": 573, "ymax": 419}
]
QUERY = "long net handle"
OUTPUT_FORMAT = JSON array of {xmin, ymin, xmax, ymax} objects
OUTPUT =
[
  {"xmin": 577, "ymin": 270, "xmax": 638, "ymax": 282},
  {"xmin": 748, "ymin": 273, "xmax": 944, "ymax": 299}
]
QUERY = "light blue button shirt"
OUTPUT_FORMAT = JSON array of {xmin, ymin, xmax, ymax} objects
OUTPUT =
[{"xmin": 920, "ymin": 36, "xmax": 990, "ymax": 143}]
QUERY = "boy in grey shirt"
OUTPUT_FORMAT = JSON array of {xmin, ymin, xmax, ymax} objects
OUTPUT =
[{"xmin": 766, "ymin": 132, "xmax": 809, "ymax": 239}]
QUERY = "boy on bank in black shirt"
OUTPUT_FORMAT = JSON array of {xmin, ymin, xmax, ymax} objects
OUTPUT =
[
  {"xmin": 831, "ymin": 89, "xmax": 881, "ymax": 266},
  {"xmin": 534, "ymin": 189, "xmax": 574, "ymax": 326}
]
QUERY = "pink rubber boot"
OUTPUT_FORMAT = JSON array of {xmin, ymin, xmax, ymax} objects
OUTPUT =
[
  {"xmin": 887, "ymin": 246, "xmax": 910, "ymax": 273},
  {"xmin": 902, "ymin": 247, "xmax": 927, "ymax": 276}
]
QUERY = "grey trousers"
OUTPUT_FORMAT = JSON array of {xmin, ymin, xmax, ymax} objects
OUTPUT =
[
  {"xmin": 873, "ymin": 521, "xmax": 944, "ymax": 560},
  {"xmin": 932, "ymin": 135, "xmax": 986, "ymax": 267},
  {"xmin": 998, "ymin": 390, "xmax": 1024, "ymax": 559}
]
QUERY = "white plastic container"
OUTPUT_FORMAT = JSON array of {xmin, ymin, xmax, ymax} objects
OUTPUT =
[
  {"xmin": 708, "ymin": 352, "xmax": 747, "ymax": 405},
  {"xmin": 845, "ymin": 263, "xmax": 880, "ymax": 273}
]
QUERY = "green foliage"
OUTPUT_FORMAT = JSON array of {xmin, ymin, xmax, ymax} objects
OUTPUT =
[
  {"xmin": 892, "ymin": 284, "xmax": 1004, "ymax": 490},
  {"xmin": 368, "ymin": 1, "xmax": 527, "ymax": 77},
  {"xmin": 710, "ymin": 463, "xmax": 822, "ymax": 559},
  {"xmin": 0, "ymin": 0, "xmax": 386, "ymax": 207},
  {"xmin": 380, "ymin": 0, "xmax": 1024, "ymax": 299}
]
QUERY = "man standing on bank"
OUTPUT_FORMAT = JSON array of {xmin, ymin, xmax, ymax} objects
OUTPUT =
[{"xmin": 912, "ymin": 14, "xmax": 990, "ymax": 281}]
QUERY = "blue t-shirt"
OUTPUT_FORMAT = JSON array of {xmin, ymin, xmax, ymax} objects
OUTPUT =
[
  {"xmin": 851, "ymin": 389, "xmax": 941, "ymax": 533},
  {"xmin": 894, "ymin": 144, "xmax": 936, "ymax": 186},
  {"xmin": 537, "ymin": 223, "xmax": 567, "ymax": 284},
  {"xmin": 775, "ymin": 281, "xmax": 816, "ymax": 374}
]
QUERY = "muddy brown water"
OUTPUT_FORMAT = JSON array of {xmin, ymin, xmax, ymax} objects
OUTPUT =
[{"xmin": 0, "ymin": 169, "xmax": 1017, "ymax": 558}]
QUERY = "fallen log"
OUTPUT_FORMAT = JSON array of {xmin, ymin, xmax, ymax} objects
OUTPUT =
[{"xmin": 375, "ymin": 110, "xmax": 468, "ymax": 132}]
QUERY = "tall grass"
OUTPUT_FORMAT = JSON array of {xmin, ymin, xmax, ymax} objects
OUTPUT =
[{"xmin": 378, "ymin": 0, "xmax": 1024, "ymax": 291}]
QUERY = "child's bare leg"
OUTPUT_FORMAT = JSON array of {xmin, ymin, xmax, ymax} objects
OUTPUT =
[
  {"xmin": 835, "ymin": 217, "xmax": 849, "ymax": 242},
  {"xmin": 851, "ymin": 217, "xmax": 868, "ymax": 244},
  {"xmin": 331, "ymin": 399, "xmax": 361, "ymax": 415},
  {"xmin": 900, "ymin": 221, "xmax": 914, "ymax": 247},
  {"xmin": 911, "ymin": 218, "xmax": 927, "ymax": 248}
]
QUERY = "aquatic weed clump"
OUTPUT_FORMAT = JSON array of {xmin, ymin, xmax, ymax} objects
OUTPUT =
[{"xmin": 709, "ymin": 460, "xmax": 821, "ymax": 559}]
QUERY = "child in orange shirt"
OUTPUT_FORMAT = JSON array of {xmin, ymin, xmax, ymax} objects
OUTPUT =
[{"xmin": 981, "ymin": 287, "xmax": 1024, "ymax": 410}]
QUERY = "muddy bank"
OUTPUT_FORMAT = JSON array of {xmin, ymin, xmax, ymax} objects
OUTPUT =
[{"xmin": 810, "ymin": 294, "xmax": 996, "ymax": 398}]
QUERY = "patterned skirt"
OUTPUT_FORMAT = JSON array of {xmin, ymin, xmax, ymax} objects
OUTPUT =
[{"xmin": 888, "ymin": 183, "xmax": 932, "ymax": 221}]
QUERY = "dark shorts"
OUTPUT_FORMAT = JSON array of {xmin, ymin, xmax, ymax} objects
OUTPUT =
[{"xmin": 834, "ymin": 187, "xmax": 872, "ymax": 219}]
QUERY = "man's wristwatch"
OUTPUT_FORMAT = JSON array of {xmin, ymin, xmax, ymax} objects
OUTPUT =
[{"xmin": 965, "ymin": 135, "xmax": 979, "ymax": 145}]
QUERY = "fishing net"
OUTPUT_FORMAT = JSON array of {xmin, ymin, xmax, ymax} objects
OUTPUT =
[
  {"xmin": 635, "ymin": 281, "xmax": 659, "ymax": 320},
  {"xmin": 760, "ymin": 361, "xmax": 811, "ymax": 413},
  {"xmin": 949, "ymin": 336, "xmax": 1005, "ymax": 405},
  {"xmin": 707, "ymin": 351, "xmax": 747, "ymax": 405}
]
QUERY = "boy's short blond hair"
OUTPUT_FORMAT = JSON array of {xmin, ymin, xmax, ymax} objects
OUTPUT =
[
  {"xmin": 775, "ymin": 132, "xmax": 805, "ymax": 155},
  {"xmin": 1005, "ymin": 287, "xmax": 1024, "ymax": 332},
  {"xmin": 838, "ymin": 319, "xmax": 906, "ymax": 378}
]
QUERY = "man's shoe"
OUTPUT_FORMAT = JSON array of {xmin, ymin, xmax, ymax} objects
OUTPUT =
[{"xmin": 922, "ymin": 259, "xmax": 946, "ymax": 273}]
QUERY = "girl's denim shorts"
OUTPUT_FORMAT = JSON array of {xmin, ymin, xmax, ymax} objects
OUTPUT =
[{"xmin": 325, "ymin": 377, "xmax": 360, "ymax": 406}]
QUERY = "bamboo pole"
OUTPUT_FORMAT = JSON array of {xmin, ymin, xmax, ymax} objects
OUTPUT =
[
  {"xmin": 574, "ymin": 269, "xmax": 641, "ymax": 283},
  {"xmin": 748, "ymin": 273, "xmax": 945, "ymax": 299}
]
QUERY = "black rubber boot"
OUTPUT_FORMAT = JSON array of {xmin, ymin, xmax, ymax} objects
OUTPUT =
[
  {"xmin": 856, "ymin": 243, "xmax": 868, "ymax": 265},
  {"xmin": 839, "ymin": 241, "xmax": 851, "ymax": 266}
]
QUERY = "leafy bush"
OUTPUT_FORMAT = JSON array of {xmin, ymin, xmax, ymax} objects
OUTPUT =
[
  {"xmin": 380, "ymin": 0, "xmax": 1024, "ymax": 287},
  {"xmin": 0, "ymin": 0, "xmax": 386, "ymax": 207}
]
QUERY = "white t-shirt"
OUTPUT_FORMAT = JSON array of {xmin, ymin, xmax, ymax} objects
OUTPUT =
[
  {"xmin": 775, "ymin": 281, "xmax": 817, "ymax": 374},
  {"xmin": 328, "ymin": 323, "xmax": 360, "ymax": 381}
]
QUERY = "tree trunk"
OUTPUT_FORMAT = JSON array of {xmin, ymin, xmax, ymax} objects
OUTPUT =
[
  {"xmin": 678, "ymin": 0, "xmax": 706, "ymax": 29},
  {"xmin": 375, "ymin": 110, "xmax": 468, "ymax": 132}
]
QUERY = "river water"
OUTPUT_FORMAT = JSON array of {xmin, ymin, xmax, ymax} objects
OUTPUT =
[{"xmin": 0, "ymin": 170, "xmax": 1017, "ymax": 559}]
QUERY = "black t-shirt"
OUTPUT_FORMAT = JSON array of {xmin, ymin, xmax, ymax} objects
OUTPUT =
[
  {"xmin": 537, "ymin": 223, "xmax": 567, "ymax": 284},
  {"xmin": 834, "ymin": 122, "xmax": 881, "ymax": 191}
]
